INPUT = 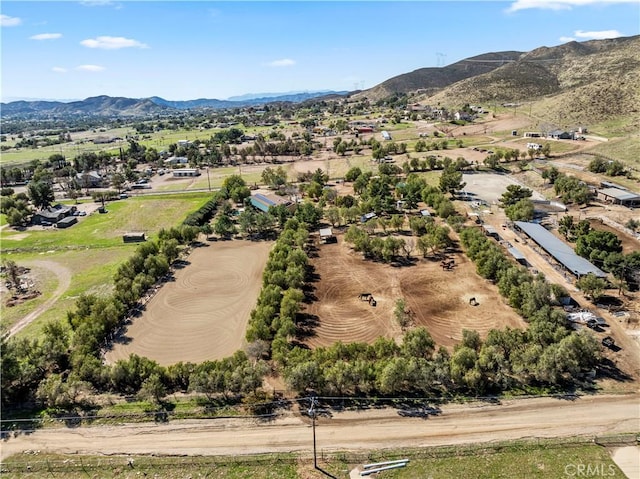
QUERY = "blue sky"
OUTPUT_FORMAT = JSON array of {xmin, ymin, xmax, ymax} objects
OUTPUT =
[{"xmin": 1, "ymin": 0, "xmax": 638, "ymax": 102}]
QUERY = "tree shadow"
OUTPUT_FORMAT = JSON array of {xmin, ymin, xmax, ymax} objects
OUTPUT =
[
  {"xmin": 295, "ymin": 313, "xmax": 319, "ymax": 340},
  {"xmin": 597, "ymin": 358, "xmax": 632, "ymax": 382}
]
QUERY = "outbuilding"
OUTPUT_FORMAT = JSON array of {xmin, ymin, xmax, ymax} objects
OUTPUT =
[
  {"xmin": 319, "ymin": 227, "xmax": 336, "ymax": 244},
  {"xmin": 123, "ymin": 232, "xmax": 146, "ymax": 243},
  {"xmin": 56, "ymin": 216, "xmax": 78, "ymax": 229}
]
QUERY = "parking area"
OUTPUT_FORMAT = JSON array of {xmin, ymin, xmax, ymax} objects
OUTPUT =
[{"xmin": 462, "ymin": 172, "xmax": 546, "ymax": 205}]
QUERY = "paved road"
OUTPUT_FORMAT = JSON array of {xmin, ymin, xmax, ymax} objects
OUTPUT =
[{"xmin": 1, "ymin": 394, "xmax": 637, "ymax": 460}]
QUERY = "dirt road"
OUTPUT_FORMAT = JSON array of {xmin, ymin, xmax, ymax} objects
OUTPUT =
[
  {"xmin": 7, "ymin": 260, "xmax": 71, "ymax": 338},
  {"xmin": 1, "ymin": 394, "xmax": 637, "ymax": 460}
]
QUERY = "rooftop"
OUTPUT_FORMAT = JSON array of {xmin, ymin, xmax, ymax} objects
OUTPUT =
[{"xmin": 514, "ymin": 221, "xmax": 607, "ymax": 278}]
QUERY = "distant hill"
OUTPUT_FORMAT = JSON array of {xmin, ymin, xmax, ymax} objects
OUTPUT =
[
  {"xmin": 418, "ymin": 35, "xmax": 640, "ymax": 128},
  {"xmin": 352, "ymin": 51, "xmax": 523, "ymax": 102},
  {"xmin": 1, "ymin": 91, "xmax": 348, "ymax": 119},
  {"xmin": 227, "ymin": 90, "xmax": 343, "ymax": 102}
]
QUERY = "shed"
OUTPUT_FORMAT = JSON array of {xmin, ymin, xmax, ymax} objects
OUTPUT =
[
  {"xmin": 173, "ymin": 168, "xmax": 200, "ymax": 177},
  {"xmin": 56, "ymin": 216, "xmax": 78, "ymax": 229},
  {"xmin": 249, "ymin": 193, "xmax": 292, "ymax": 213},
  {"xmin": 381, "ymin": 131, "xmax": 392, "ymax": 141},
  {"xmin": 482, "ymin": 224, "xmax": 499, "ymax": 238},
  {"xmin": 507, "ymin": 247, "xmax": 526, "ymax": 265},
  {"xmin": 123, "ymin": 232, "xmax": 146, "ymax": 243},
  {"xmin": 319, "ymin": 227, "xmax": 335, "ymax": 244},
  {"xmin": 360, "ymin": 212, "xmax": 377, "ymax": 223},
  {"xmin": 597, "ymin": 188, "xmax": 640, "ymax": 207}
]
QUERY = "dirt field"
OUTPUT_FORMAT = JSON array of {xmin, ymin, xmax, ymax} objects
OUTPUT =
[
  {"xmin": 105, "ymin": 240, "xmax": 273, "ymax": 366},
  {"xmin": 303, "ymin": 235, "xmax": 526, "ymax": 349}
]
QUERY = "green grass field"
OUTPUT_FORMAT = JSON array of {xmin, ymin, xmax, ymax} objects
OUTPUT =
[
  {"xmin": 0, "ymin": 192, "xmax": 212, "ymax": 337},
  {"xmin": 0, "ymin": 193, "xmax": 211, "ymax": 251},
  {"xmin": 1, "ymin": 440, "xmax": 628, "ymax": 478}
]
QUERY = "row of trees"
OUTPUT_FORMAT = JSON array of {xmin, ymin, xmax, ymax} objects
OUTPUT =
[
  {"xmin": 245, "ymin": 218, "xmax": 310, "ymax": 347},
  {"xmin": 1, "ymin": 198, "xmax": 216, "ymax": 410}
]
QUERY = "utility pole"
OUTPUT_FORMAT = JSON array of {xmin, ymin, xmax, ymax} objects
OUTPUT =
[{"xmin": 308, "ymin": 396, "xmax": 318, "ymax": 469}]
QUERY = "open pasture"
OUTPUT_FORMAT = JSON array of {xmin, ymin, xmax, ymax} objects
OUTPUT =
[
  {"xmin": 105, "ymin": 239, "xmax": 273, "ymax": 366},
  {"xmin": 303, "ymin": 236, "xmax": 526, "ymax": 349}
]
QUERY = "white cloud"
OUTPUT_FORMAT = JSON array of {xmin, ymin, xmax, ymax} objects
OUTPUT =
[
  {"xmin": 52, "ymin": 67, "xmax": 68, "ymax": 73},
  {"xmin": 267, "ymin": 58, "xmax": 296, "ymax": 67},
  {"xmin": 0, "ymin": 14, "xmax": 22, "ymax": 27},
  {"xmin": 559, "ymin": 29, "xmax": 623, "ymax": 42},
  {"xmin": 508, "ymin": 0, "xmax": 637, "ymax": 12},
  {"xmin": 574, "ymin": 29, "xmax": 622, "ymax": 39},
  {"xmin": 80, "ymin": 36, "xmax": 148, "ymax": 50},
  {"xmin": 30, "ymin": 33, "xmax": 62, "ymax": 40},
  {"xmin": 76, "ymin": 64, "xmax": 105, "ymax": 72}
]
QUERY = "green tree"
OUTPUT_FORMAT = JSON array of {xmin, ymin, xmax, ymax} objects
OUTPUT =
[
  {"xmin": 504, "ymin": 198, "xmax": 534, "ymax": 221},
  {"xmin": 27, "ymin": 181, "xmax": 54, "ymax": 209},
  {"xmin": 500, "ymin": 185, "xmax": 532, "ymax": 207},
  {"xmin": 576, "ymin": 273, "xmax": 608, "ymax": 302},
  {"xmin": 439, "ymin": 166, "xmax": 466, "ymax": 197}
]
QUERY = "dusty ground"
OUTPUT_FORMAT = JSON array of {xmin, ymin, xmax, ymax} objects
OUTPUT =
[
  {"xmin": 3, "ymin": 260, "xmax": 72, "ymax": 337},
  {"xmin": 105, "ymin": 240, "xmax": 273, "ymax": 366},
  {"xmin": 303, "ymin": 235, "xmax": 526, "ymax": 349},
  {"xmin": 1, "ymin": 393, "xmax": 637, "ymax": 461}
]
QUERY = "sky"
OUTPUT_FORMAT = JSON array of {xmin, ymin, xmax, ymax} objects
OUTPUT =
[{"xmin": 1, "ymin": 0, "xmax": 639, "ymax": 102}]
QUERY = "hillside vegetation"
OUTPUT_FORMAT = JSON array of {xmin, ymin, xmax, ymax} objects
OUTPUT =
[{"xmin": 421, "ymin": 35, "xmax": 640, "ymax": 130}]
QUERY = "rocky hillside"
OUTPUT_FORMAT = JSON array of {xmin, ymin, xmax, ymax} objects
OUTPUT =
[
  {"xmin": 353, "ymin": 51, "xmax": 523, "ymax": 102},
  {"xmin": 421, "ymin": 35, "xmax": 640, "ymax": 128}
]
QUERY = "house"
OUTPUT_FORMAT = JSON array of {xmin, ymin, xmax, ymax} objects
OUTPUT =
[
  {"xmin": 177, "ymin": 140, "xmax": 192, "ymax": 148},
  {"xmin": 76, "ymin": 171, "xmax": 102, "ymax": 188},
  {"xmin": 32, "ymin": 204, "xmax": 76, "ymax": 225},
  {"xmin": 319, "ymin": 227, "xmax": 336, "ymax": 244},
  {"xmin": 164, "ymin": 156, "xmax": 189, "ymax": 166},
  {"xmin": 548, "ymin": 130, "xmax": 574, "ymax": 140},
  {"xmin": 454, "ymin": 111, "xmax": 472, "ymax": 121},
  {"xmin": 172, "ymin": 168, "xmax": 200, "ymax": 178},
  {"xmin": 123, "ymin": 232, "xmax": 146, "ymax": 243}
]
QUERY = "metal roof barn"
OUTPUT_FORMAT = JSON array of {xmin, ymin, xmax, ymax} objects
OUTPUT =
[{"xmin": 514, "ymin": 221, "xmax": 607, "ymax": 278}]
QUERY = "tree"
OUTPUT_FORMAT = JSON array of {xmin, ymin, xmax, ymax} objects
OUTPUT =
[
  {"xmin": 504, "ymin": 198, "xmax": 534, "ymax": 221},
  {"xmin": 394, "ymin": 299, "xmax": 411, "ymax": 330},
  {"xmin": 439, "ymin": 166, "xmax": 465, "ymax": 197},
  {"xmin": 261, "ymin": 166, "xmax": 287, "ymax": 189},
  {"xmin": 213, "ymin": 213, "xmax": 237, "ymax": 237},
  {"xmin": 576, "ymin": 273, "xmax": 608, "ymax": 302},
  {"xmin": 558, "ymin": 215, "xmax": 575, "ymax": 240},
  {"xmin": 27, "ymin": 181, "xmax": 54, "ymax": 209},
  {"xmin": 138, "ymin": 373, "xmax": 167, "ymax": 405},
  {"xmin": 500, "ymin": 185, "xmax": 532, "ymax": 207}
]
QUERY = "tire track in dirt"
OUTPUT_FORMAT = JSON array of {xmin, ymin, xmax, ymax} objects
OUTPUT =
[{"xmin": 7, "ymin": 260, "xmax": 72, "ymax": 338}]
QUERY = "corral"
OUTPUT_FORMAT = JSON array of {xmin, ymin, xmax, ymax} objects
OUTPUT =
[
  {"xmin": 105, "ymin": 240, "xmax": 273, "ymax": 366},
  {"xmin": 302, "ymin": 236, "xmax": 526, "ymax": 349}
]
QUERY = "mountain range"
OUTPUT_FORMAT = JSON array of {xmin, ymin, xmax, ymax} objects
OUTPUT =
[{"xmin": 2, "ymin": 35, "xmax": 639, "ymax": 128}]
